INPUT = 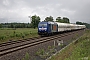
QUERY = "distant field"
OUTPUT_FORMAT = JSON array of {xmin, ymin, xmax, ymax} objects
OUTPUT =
[
  {"xmin": 49, "ymin": 30, "xmax": 90, "ymax": 60},
  {"xmin": 0, "ymin": 28, "xmax": 38, "ymax": 43}
]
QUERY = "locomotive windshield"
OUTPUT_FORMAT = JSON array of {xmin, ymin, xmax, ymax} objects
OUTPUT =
[{"xmin": 38, "ymin": 24, "xmax": 47, "ymax": 27}]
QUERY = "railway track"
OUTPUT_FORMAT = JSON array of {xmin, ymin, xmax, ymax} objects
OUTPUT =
[
  {"xmin": 0, "ymin": 37, "xmax": 41, "ymax": 47},
  {"xmin": 0, "ymin": 30, "xmax": 81, "ymax": 58}
]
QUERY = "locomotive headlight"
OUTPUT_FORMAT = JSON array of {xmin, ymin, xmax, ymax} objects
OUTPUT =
[
  {"xmin": 39, "ymin": 28, "xmax": 41, "ymax": 31},
  {"xmin": 44, "ymin": 28, "xmax": 47, "ymax": 31}
]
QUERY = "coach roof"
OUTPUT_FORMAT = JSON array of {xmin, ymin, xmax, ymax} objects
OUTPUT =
[{"xmin": 48, "ymin": 21, "xmax": 57, "ymax": 24}]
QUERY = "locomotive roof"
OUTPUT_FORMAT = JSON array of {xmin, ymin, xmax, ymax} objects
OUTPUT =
[{"xmin": 39, "ymin": 21, "xmax": 57, "ymax": 24}]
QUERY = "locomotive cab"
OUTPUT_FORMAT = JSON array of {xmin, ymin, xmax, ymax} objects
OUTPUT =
[{"xmin": 38, "ymin": 22, "xmax": 48, "ymax": 35}]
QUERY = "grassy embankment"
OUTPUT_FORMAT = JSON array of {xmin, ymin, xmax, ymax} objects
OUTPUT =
[
  {"xmin": 50, "ymin": 30, "xmax": 90, "ymax": 60},
  {"xmin": 0, "ymin": 28, "xmax": 38, "ymax": 43}
]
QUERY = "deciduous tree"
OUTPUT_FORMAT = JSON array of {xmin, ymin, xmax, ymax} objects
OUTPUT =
[
  {"xmin": 56, "ymin": 17, "xmax": 70, "ymax": 23},
  {"xmin": 31, "ymin": 15, "xmax": 40, "ymax": 29},
  {"xmin": 44, "ymin": 16, "xmax": 54, "ymax": 22}
]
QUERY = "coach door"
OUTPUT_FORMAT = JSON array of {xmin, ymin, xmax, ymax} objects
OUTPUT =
[
  {"xmin": 52, "ymin": 24, "xmax": 57, "ymax": 32},
  {"xmin": 48, "ymin": 24, "xmax": 51, "ymax": 33}
]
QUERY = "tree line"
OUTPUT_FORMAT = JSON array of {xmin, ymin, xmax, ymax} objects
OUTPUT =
[
  {"xmin": 0, "ymin": 23, "xmax": 31, "ymax": 28},
  {"xmin": 76, "ymin": 21, "xmax": 90, "ymax": 29},
  {"xmin": 0, "ymin": 15, "xmax": 70, "ymax": 28},
  {"xmin": 0, "ymin": 15, "xmax": 90, "ymax": 29}
]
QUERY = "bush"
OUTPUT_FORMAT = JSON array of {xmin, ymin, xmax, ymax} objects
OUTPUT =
[
  {"xmin": 0, "ymin": 35, "xmax": 6, "ymax": 40},
  {"xmin": 22, "ymin": 52, "xmax": 30, "ymax": 60},
  {"xmin": 36, "ymin": 49, "xmax": 45, "ymax": 56},
  {"xmin": 15, "ymin": 33, "xmax": 21, "ymax": 37},
  {"xmin": 23, "ymin": 32, "xmax": 29, "ymax": 36}
]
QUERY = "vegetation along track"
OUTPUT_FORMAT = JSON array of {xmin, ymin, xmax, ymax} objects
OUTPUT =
[{"xmin": 0, "ymin": 30, "xmax": 81, "ymax": 58}]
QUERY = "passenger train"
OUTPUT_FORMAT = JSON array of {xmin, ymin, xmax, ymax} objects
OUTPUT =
[{"xmin": 38, "ymin": 21, "xmax": 86, "ymax": 36}]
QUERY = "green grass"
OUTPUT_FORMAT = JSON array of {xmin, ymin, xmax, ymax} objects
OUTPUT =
[
  {"xmin": 0, "ymin": 28, "xmax": 38, "ymax": 43},
  {"xmin": 22, "ymin": 52, "xmax": 30, "ymax": 60},
  {"xmin": 49, "ymin": 30, "xmax": 90, "ymax": 60}
]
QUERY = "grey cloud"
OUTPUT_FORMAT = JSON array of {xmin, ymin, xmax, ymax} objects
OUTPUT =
[{"xmin": 0, "ymin": 0, "xmax": 90, "ymax": 23}]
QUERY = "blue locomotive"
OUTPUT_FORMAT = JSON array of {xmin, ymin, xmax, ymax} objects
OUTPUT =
[{"xmin": 38, "ymin": 21, "xmax": 58, "ymax": 35}]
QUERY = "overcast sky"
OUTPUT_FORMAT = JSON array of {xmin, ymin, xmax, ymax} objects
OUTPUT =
[{"xmin": 0, "ymin": 0, "xmax": 90, "ymax": 23}]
